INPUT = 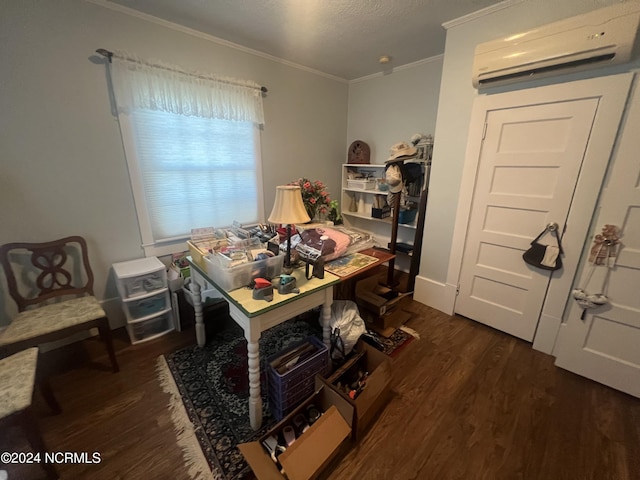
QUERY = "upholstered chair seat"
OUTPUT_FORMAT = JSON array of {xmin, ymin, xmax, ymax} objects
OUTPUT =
[
  {"xmin": 0, "ymin": 347, "xmax": 60, "ymax": 479},
  {"xmin": 0, "ymin": 296, "xmax": 106, "ymax": 347},
  {"xmin": 0, "ymin": 348, "xmax": 39, "ymax": 418}
]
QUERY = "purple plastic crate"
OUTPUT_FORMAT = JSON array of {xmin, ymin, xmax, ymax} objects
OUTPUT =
[{"xmin": 267, "ymin": 336, "xmax": 329, "ymax": 421}]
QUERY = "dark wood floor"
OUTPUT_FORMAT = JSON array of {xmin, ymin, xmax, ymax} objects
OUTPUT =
[{"xmin": 2, "ymin": 298, "xmax": 639, "ymax": 480}]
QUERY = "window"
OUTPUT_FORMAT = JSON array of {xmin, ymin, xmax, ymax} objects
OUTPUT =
[
  {"xmin": 123, "ymin": 110, "xmax": 263, "ymax": 250},
  {"xmin": 108, "ymin": 52, "xmax": 265, "ymax": 256}
]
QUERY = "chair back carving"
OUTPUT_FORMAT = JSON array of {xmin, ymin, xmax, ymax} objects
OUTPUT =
[{"xmin": 0, "ymin": 236, "xmax": 95, "ymax": 312}]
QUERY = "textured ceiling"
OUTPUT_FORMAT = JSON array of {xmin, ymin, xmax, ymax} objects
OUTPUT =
[{"xmin": 105, "ymin": 0, "xmax": 507, "ymax": 80}]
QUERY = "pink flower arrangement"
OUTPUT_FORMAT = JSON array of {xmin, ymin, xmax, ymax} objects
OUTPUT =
[{"xmin": 289, "ymin": 178, "xmax": 331, "ymax": 220}]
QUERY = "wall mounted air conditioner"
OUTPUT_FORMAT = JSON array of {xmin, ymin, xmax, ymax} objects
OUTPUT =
[{"xmin": 472, "ymin": 2, "xmax": 640, "ymax": 89}]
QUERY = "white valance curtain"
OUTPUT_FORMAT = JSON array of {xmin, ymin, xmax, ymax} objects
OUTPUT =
[
  {"xmin": 106, "ymin": 50, "xmax": 265, "ymax": 255},
  {"xmin": 109, "ymin": 51, "xmax": 265, "ymax": 124}
]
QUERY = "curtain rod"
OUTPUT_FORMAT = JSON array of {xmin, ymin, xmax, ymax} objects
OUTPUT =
[{"xmin": 95, "ymin": 48, "xmax": 268, "ymax": 94}]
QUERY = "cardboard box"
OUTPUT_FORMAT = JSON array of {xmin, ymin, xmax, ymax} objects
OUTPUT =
[
  {"xmin": 355, "ymin": 275, "xmax": 411, "ymax": 318},
  {"xmin": 187, "ymin": 240, "xmax": 209, "ymax": 268},
  {"xmin": 239, "ymin": 383, "xmax": 354, "ymax": 480},
  {"xmin": 367, "ymin": 307, "xmax": 412, "ymax": 332},
  {"xmin": 320, "ymin": 340, "xmax": 392, "ymax": 440},
  {"xmin": 187, "ymin": 238, "xmax": 230, "ymax": 268}
]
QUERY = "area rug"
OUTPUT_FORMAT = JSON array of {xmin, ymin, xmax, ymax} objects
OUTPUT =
[
  {"xmin": 157, "ymin": 313, "xmax": 418, "ymax": 480},
  {"xmin": 383, "ymin": 325, "xmax": 419, "ymax": 357}
]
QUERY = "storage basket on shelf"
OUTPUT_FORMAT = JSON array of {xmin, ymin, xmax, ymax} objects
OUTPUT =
[
  {"xmin": 347, "ymin": 178, "xmax": 377, "ymax": 190},
  {"xmin": 398, "ymin": 208, "xmax": 418, "ymax": 224}
]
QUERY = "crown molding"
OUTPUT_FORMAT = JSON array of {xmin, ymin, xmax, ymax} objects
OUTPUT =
[
  {"xmin": 349, "ymin": 54, "xmax": 445, "ymax": 84},
  {"xmin": 85, "ymin": 0, "xmax": 348, "ymax": 83},
  {"xmin": 442, "ymin": 0, "xmax": 525, "ymax": 30}
]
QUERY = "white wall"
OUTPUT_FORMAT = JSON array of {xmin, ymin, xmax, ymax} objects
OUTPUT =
[
  {"xmin": 415, "ymin": 0, "xmax": 640, "ymax": 312},
  {"xmin": 0, "ymin": 0, "xmax": 348, "ymax": 326},
  {"xmin": 345, "ymin": 58, "xmax": 443, "ymax": 269},
  {"xmin": 347, "ymin": 57, "xmax": 443, "ymax": 163}
]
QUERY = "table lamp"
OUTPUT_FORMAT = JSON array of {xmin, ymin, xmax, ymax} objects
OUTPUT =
[{"xmin": 268, "ymin": 185, "xmax": 310, "ymax": 274}]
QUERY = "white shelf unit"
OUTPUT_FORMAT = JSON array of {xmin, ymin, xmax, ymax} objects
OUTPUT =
[
  {"xmin": 341, "ymin": 163, "xmax": 426, "ymax": 259},
  {"xmin": 112, "ymin": 257, "xmax": 174, "ymax": 345}
]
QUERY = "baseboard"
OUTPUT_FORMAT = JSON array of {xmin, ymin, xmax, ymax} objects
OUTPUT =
[{"xmin": 413, "ymin": 276, "xmax": 457, "ymax": 315}]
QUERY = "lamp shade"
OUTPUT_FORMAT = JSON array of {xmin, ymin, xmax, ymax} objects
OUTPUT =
[{"xmin": 268, "ymin": 185, "xmax": 311, "ymax": 224}]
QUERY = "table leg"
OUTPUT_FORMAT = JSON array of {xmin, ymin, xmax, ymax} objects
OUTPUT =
[
  {"xmin": 190, "ymin": 281, "xmax": 205, "ymax": 347},
  {"xmin": 246, "ymin": 324, "xmax": 262, "ymax": 430},
  {"xmin": 321, "ymin": 288, "xmax": 333, "ymax": 347}
]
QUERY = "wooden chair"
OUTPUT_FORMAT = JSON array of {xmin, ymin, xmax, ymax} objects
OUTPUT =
[
  {"xmin": 0, "ymin": 236, "xmax": 119, "ymax": 372},
  {"xmin": 0, "ymin": 347, "xmax": 60, "ymax": 479}
]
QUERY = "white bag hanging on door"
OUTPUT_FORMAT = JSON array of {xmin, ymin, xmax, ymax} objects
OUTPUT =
[{"xmin": 572, "ymin": 225, "xmax": 620, "ymax": 320}]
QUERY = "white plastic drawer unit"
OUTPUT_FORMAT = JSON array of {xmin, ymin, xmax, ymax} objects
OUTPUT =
[
  {"xmin": 113, "ymin": 257, "xmax": 167, "ymax": 299},
  {"xmin": 127, "ymin": 311, "xmax": 173, "ymax": 344},
  {"xmin": 123, "ymin": 290, "xmax": 170, "ymax": 321},
  {"xmin": 112, "ymin": 256, "xmax": 174, "ymax": 344},
  {"xmin": 120, "ymin": 272, "xmax": 165, "ymax": 298}
]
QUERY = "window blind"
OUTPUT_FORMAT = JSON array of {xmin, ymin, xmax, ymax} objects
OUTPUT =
[{"xmin": 129, "ymin": 109, "xmax": 261, "ymax": 242}]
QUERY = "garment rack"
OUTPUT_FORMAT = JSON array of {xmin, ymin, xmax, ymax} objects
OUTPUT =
[{"xmin": 386, "ymin": 157, "xmax": 431, "ymax": 291}]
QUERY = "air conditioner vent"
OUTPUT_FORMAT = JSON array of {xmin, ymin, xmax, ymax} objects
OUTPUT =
[
  {"xmin": 472, "ymin": 2, "xmax": 640, "ymax": 89},
  {"xmin": 477, "ymin": 53, "xmax": 617, "ymax": 87}
]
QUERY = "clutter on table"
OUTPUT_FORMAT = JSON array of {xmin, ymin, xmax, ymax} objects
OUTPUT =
[
  {"xmin": 187, "ymin": 224, "xmax": 282, "ymax": 292},
  {"xmin": 187, "ymin": 223, "xmax": 375, "ymax": 293},
  {"xmin": 251, "ymin": 277, "xmax": 274, "ymax": 302}
]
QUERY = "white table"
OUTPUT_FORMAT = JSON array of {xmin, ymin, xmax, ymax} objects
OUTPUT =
[{"xmin": 186, "ymin": 257, "xmax": 339, "ymax": 430}]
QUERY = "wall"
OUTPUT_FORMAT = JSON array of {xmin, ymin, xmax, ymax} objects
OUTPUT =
[
  {"xmin": 345, "ymin": 58, "xmax": 443, "ymax": 268},
  {"xmin": 346, "ymin": 57, "xmax": 443, "ymax": 164},
  {"xmin": 0, "ymin": 0, "xmax": 348, "ymax": 326},
  {"xmin": 414, "ymin": 0, "xmax": 640, "ymax": 312}
]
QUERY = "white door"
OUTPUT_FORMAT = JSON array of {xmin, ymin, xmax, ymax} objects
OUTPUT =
[
  {"xmin": 455, "ymin": 99, "xmax": 599, "ymax": 341},
  {"xmin": 555, "ymin": 79, "xmax": 640, "ymax": 398}
]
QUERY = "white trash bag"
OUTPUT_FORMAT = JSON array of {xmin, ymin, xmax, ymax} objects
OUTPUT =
[{"xmin": 329, "ymin": 300, "xmax": 365, "ymax": 361}]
